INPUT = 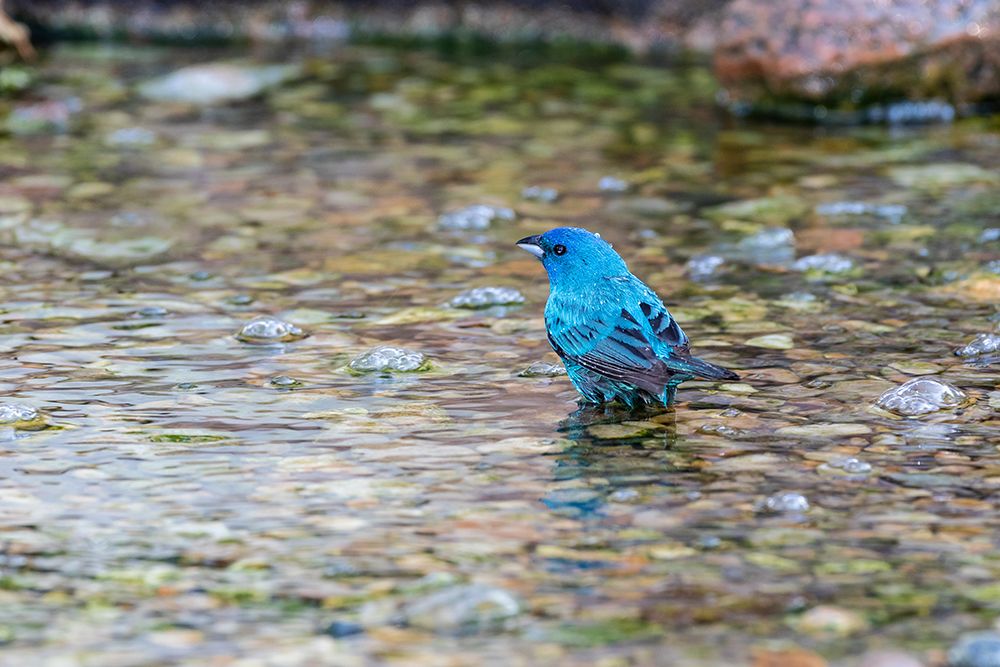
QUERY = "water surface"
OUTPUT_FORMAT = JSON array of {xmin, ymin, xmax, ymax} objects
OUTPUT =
[{"xmin": 0, "ymin": 42, "xmax": 997, "ymax": 666}]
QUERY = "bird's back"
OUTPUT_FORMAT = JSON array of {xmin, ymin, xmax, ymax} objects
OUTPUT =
[{"xmin": 544, "ymin": 273, "xmax": 736, "ymax": 406}]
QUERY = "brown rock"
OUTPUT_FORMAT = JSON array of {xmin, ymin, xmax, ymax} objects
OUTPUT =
[
  {"xmin": 752, "ymin": 647, "xmax": 828, "ymax": 667},
  {"xmin": 715, "ymin": 0, "xmax": 1000, "ymax": 110}
]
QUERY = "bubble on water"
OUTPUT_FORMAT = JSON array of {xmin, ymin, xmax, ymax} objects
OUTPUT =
[
  {"xmin": 792, "ymin": 253, "xmax": 854, "ymax": 274},
  {"xmin": 227, "ymin": 294, "xmax": 255, "ymax": 306},
  {"xmin": 437, "ymin": 205, "xmax": 515, "ymax": 230},
  {"xmin": 269, "ymin": 375, "xmax": 301, "ymax": 388},
  {"xmin": 236, "ymin": 316, "xmax": 306, "ymax": 344},
  {"xmin": 598, "ymin": 176, "xmax": 629, "ymax": 192},
  {"xmin": 762, "ymin": 491, "xmax": 810, "ymax": 513},
  {"xmin": 0, "ymin": 403, "xmax": 38, "ymax": 425},
  {"xmin": 685, "ymin": 255, "xmax": 725, "ymax": 281},
  {"xmin": 189, "ymin": 270, "xmax": 213, "ymax": 281},
  {"xmin": 450, "ymin": 286, "xmax": 525, "ymax": 309},
  {"xmin": 820, "ymin": 457, "xmax": 873, "ymax": 475},
  {"xmin": 955, "ymin": 333, "xmax": 1000, "ymax": 358},
  {"xmin": 518, "ymin": 361, "xmax": 565, "ymax": 377},
  {"xmin": 349, "ymin": 346, "xmax": 427, "ymax": 373},
  {"xmin": 521, "ymin": 186, "xmax": 559, "ymax": 203},
  {"xmin": 876, "ymin": 377, "xmax": 968, "ymax": 416},
  {"xmin": 842, "ymin": 459, "xmax": 871, "ymax": 473},
  {"xmin": 815, "ymin": 201, "xmax": 906, "ymax": 224}
]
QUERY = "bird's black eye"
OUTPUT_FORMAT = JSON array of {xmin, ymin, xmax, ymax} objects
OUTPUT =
[{"xmin": 553, "ymin": 244, "xmax": 567, "ymax": 256}]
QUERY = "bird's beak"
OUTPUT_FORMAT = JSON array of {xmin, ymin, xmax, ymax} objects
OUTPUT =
[{"xmin": 516, "ymin": 235, "xmax": 544, "ymax": 259}]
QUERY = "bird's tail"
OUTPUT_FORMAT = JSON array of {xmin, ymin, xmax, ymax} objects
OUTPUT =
[{"xmin": 674, "ymin": 354, "xmax": 739, "ymax": 381}]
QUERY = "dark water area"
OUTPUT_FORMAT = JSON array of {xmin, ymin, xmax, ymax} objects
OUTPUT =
[{"xmin": 0, "ymin": 42, "xmax": 997, "ymax": 666}]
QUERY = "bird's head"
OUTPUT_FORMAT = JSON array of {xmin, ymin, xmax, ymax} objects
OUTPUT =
[{"xmin": 516, "ymin": 227, "xmax": 629, "ymax": 286}]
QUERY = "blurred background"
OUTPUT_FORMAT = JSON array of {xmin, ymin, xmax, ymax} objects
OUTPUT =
[{"xmin": 0, "ymin": 2, "xmax": 997, "ymax": 667}]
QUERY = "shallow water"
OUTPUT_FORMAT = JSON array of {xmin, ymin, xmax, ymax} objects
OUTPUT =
[{"xmin": 0, "ymin": 42, "xmax": 997, "ymax": 666}]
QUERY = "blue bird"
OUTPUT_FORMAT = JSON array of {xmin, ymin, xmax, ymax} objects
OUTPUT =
[{"xmin": 517, "ymin": 227, "xmax": 738, "ymax": 408}]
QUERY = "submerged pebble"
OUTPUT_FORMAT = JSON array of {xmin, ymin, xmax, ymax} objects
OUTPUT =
[
  {"xmin": 131, "ymin": 306, "xmax": 168, "ymax": 318},
  {"xmin": 948, "ymin": 631, "xmax": 1000, "ymax": 667},
  {"xmin": 227, "ymin": 294, "xmax": 255, "ymax": 306},
  {"xmin": 6, "ymin": 98, "xmax": 82, "ymax": 135},
  {"xmin": 746, "ymin": 333, "xmax": 794, "ymax": 350},
  {"xmin": 325, "ymin": 621, "xmax": 364, "ymax": 638},
  {"xmin": 685, "ymin": 255, "xmax": 725, "ymax": 281},
  {"xmin": 518, "ymin": 361, "xmax": 566, "ymax": 377},
  {"xmin": 955, "ymin": 333, "xmax": 1000, "ymax": 358},
  {"xmin": 792, "ymin": 253, "xmax": 855, "ymax": 274},
  {"xmin": 696, "ymin": 423, "xmax": 744, "ymax": 438},
  {"xmin": 732, "ymin": 227, "xmax": 796, "ymax": 265},
  {"xmin": 743, "ymin": 227, "xmax": 794, "ymax": 248},
  {"xmin": 762, "ymin": 492, "xmax": 810, "ymax": 513},
  {"xmin": 521, "ymin": 186, "xmax": 559, "ymax": 203},
  {"xmin": 235, "ymin": 316, "xmax": 306, "ymax": 344},
  {"xmin": 980, "ymin": 228, "xmax": 1000, "ymax": 243},
  {"xmin": 598, "ymin": 176, "xmax": 629, "ymax": 192},
  {"xmin": 815, "ymin": 201, "xmax": 906, "ymax": 224},
  {"xmin": 869, "ymin": 100, "xmax": 955, "ymax": 125},
  {"xmin": 876, "ymin": 378, "xmax": 968, "ymax": 416},
  {"xmin": 450, "ymin": 286, "xmax": 525, "ymax": 309},
  {"xmin": 105, "ymin": 126, "xmax": 157, "ymax": 146},
  {"xmin": 139, "ymin": 63, "xmax": 299, "ymax": 105},
  {"xmin": 437, "ymin": 205, "xmax": 515, "ymax": 230},
  {"xmin": 796, "ymin": 605, "xmax": 868, "ymax": 638},
  {"xmin": 349, "ymin": 346, "xmax": 427, "ymax": 373},
  {"xmin": 399, "ymin": 584, "xmax": 521, "ymax": 633},
  {"xmin": 609, "ymin": 488, "xmax": 640, "ymax": 503},
  {"xmin": 857, "ymin": 651, "xmax": 924, "ymax": 667}
]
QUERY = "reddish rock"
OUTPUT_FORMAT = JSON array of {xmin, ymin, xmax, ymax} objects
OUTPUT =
[
  {"xmin": 715, "ymin": 0, "xmax": 1000, "ymax": 109},
  {"xmin": 751, "ymin": 647, "xmax": 828, "ymax": 667}
]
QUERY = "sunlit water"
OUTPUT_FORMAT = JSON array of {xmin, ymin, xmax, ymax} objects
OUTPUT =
[{"xmin": 0, "ymin": 42, "xmax": 997, "ymax": 666}]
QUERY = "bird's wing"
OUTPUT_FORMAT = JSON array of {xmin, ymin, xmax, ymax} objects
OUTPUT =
[
  {"xmin": 636, "ymin": 296, "xmax": 688, "ymax": 350},
  {"xmin": 547, "ymin": 279, "xmax": 735, "ymax": 390},
  {"xmin": 547, "ymin": 309, "xmax": 668, "ymax": 395},
  {"xmin": 633, "ymin": 291, "xmax": 738, "ymax": 381}
]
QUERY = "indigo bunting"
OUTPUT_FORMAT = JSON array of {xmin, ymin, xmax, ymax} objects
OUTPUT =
[{"xmin": 517, "ymin": 227, "xmax": 738, "ymax": 407}]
